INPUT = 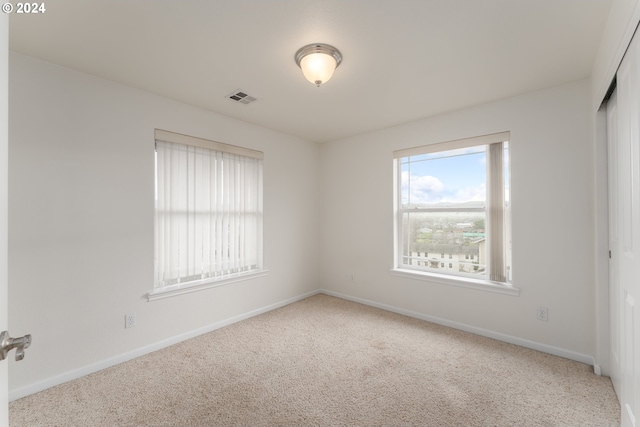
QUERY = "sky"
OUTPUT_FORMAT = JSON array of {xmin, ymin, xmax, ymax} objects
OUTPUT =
[{"xmin": 401, "ymin": 147, "xmax": 487, "ymax": 206}]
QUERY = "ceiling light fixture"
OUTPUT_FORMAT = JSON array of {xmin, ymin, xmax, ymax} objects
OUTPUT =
[{"xmin": 295, "ymin": 43, "xmax": 342, "ymax": 87}]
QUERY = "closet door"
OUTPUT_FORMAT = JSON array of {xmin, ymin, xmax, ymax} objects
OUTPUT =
[
  {"xmin": 608, "ymin": 88, "xmax": 621, "ymax": 400},
  {"xmin": 613, "ymin": 29, "xmax": 640, "ymax": 427}
]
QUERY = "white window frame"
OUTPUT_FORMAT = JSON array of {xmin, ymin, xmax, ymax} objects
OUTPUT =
[
  {"xmin": 149, "ymin": 129, "xmax": 266, "ymax": 301},
  {"xmin": 391, "ymin": 132, "xmax": 518, "ymax": 296}
]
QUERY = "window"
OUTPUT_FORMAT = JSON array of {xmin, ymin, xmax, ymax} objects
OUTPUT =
[
  {"xmin": 152, "ymin": 129, "xmax": 264, "ymax": 298},
  {"xmin": 393, "ymin": 132, "xmax": 511, "ymax": 285}
]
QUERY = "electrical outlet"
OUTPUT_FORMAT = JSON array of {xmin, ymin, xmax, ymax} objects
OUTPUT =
[
  {"xmin": 125, "ymin": 313, "xmax": 136, "ymax": 329},
  {"xmin": 537, "ymin": 307, "xmax": 548, "ymax": 321}
]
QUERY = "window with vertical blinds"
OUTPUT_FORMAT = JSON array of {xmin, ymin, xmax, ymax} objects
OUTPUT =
[
  {"xmin": 152, "ymin": 129, "xmax": 264, "ymax": 299},
  {"xmin": 392, "ymin": 132, "xmax": 513, "ymax": 290}
]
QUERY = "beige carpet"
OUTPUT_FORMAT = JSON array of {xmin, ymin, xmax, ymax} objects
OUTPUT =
[{"xmin": 9, "ymin": 294, "xmax": 620, "ymax": 426}]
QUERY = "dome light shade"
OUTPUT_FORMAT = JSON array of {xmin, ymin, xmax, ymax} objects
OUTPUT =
[
  {"xmin": 300, "ymin": 53, "xmax": 337, "ymax": 86},
  {"xmin": 295, "ymin": 43, "xmax": 342, "ymax": 87}
]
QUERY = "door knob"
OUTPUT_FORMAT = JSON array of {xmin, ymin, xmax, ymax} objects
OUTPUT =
[{"xmin": 0, "ymin": 330, "xmax": 31, "ymax": 361}]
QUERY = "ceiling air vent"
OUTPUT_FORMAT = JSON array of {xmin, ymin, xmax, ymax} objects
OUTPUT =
[{"xmin": 227, "ymin": 90, "xmax": 257, "ymax": 105}]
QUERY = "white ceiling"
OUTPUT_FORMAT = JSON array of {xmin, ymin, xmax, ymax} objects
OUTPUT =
[{"xmin": 9, "ymin": 0, "xmax": 612, "ymax": 143}]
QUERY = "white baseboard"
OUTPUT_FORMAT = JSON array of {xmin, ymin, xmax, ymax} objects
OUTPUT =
[
  {"xmin": 318, "ymin": 289, "xmax": 597, "ymax": 369},
  {"xmin": 9, "ymin": 289, "xmax": 321, "ymax": 402},
  {"xmin": 594, "ymin": 363, "xmax": 602, "ymax": 376},
  {"xmin": 10, "ymin": 287, "xmax": 599, "ymax": 401}
]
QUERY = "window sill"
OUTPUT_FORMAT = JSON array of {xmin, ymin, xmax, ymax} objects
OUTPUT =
[
  {"xmin": 389, "ymin": 268, "xmax": 519, "ymax": 296},
  {"xmin": 147, "ymin": 270, "xmax": 269, "ymax": 301}
]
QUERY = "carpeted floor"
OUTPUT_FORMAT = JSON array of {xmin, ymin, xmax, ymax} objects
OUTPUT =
[{"xmin": 9, "ymin": 294, "xmax": 620, "ymax": 426}]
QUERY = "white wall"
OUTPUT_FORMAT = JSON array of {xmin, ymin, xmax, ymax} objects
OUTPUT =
[
  {"xmin": 320, "ymin": 79, "xmax": 597, "ymax": 360},
  {"xmin": 8, "ymin": 52, "xmax": 320, "ymax": 395}
]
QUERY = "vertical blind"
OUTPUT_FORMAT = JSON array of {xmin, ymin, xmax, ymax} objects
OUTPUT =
[
  {"xmin": 487, "ymin": 141, "xmax": 506, "ymax": 282},
  {"xmin": 154, "ymin": 130, "xmax": 263, "ymax": 290}
]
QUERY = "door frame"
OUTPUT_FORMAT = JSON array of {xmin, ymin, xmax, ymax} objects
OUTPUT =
[{"xmin": 0, "ymin": 11, "xmax": 9, "ymax": 427}]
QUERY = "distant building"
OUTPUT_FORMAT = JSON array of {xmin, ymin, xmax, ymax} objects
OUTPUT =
[
  {"xmin": 455, "ymin": 222, "xmax": 473, "ymax": 229},
  {"xmin": 408, "ymin": 242, "xmax": 482, "ymax": 274}
]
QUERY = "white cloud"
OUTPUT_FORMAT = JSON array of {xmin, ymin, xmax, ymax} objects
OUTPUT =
[
  {"xmin": 403, "ymin": 172, "xmax": 485, "ymax": 205},
  {"xmin": 441, "ymin": 183, "xmax": 486, "ymax": 203},
  {"xmin": 402, "ymin": 172, "xmax": 444, "ymax": 204}
]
